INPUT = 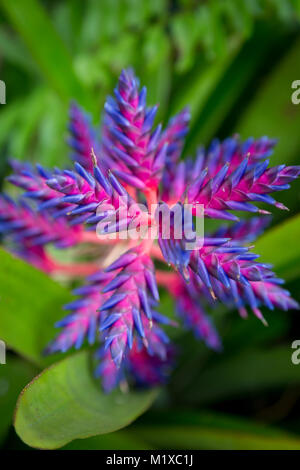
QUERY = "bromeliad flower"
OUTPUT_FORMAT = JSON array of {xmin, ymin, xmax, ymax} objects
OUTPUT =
[{"xmin": 3, "ymin": 69, "xmax": 300, "ymax": 392}]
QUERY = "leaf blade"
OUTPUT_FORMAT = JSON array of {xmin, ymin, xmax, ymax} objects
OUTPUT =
[
  {"xmin": 14, "ymin": 351, "xmax": 158, "ymax": 449},
  {"xmin": 132, "ymin": 410, "xmax": 300, "ymax": 450},
  {"xmin": 255, "ymin": 214, "xmax": 300, "ymax": 282},
  {"xmin": 0, "ymin": 0, "xmax": 91, "ymax": 107},
  {"xmin": 0, "ymin": 248, "xmax": 71, "ymax": 366},
  {"xmin": 0, "ymin": 357, "xmax": 37, "ymax": 444},
  {"xmin": 184, "ymin": 345, "xmax": 300, "ymax": 406}
]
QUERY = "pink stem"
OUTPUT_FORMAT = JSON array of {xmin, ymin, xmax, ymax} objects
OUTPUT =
[
  {"xmin": 156, "ymin": 270, "xmax": 178, "ymax": 288},
  {"xmin": 126, "ymin": 185, "xmax": 137, "ymax": 200},
  {"xmin": 138, "ymin": 188, "xmax": 159, "ymax": 254},
  {"xmin": 145, "ymin": 187, "xmax": 158, "ymax": 208},
  {"xmin": 81, "ymin": 231, "xmax": 119, "ymax": 245},
  {"xmin": 151, "ymin": 244, "xmax": 164, "ymax": 260},
  {"xmin": 52, "ymin": 262, "xmax": 100, "ymax": 277}
]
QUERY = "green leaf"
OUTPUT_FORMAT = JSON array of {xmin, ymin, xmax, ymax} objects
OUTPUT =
[
  {"xmin": 170, "ymin": 12, "xmax": 200, "ymax": 73},
  {"xmin": 63, "ymin": 430, "xmax": 152, "ymax": 450},
  {"xmin": 184, "ymin": 345, "xmax": 300, "ymax": 405},
  {"xmin": 0, "ymin": 0, "xmax": 91, "ymax": 108},
  {"xmin": 53, "ymin": 0, "xmax": 85, "ymax": 54},
  {"xmin": 255, "ymin": 214, "xmax": 300, "ymax": 282},
  {"xmin": 222, "ymin": 310, "xmax": 290, "ymax": 351},
  {"xmin": 169, "ymin": 307, "xmax": 291, "ymax": 399},
  {"xmin": 132, "ymin": 410, "xmax": 300, "ymax": 450},
  {"xmin": 9, "ymin": 88, "xmax": 49, "ymax": 159},
  {"xmin": 0, "ymin": 101, "xmax": 21, "ymax": 149},
  {"xmin": 185, "ymin": 25, "xmax": 278, "ymax": 150},
  {"xmin": 0, "ymin": 356, "xmax": 37, "ymax": 444},
  {"xmin": 0, "ymin": 27, "xmax": 37, "ymax": 72},
  {"xmin": 0, "ymin": 248, "xmax": 71, "ymax": 366},
  {"xmin": 14, "ymin": 351, "xmax": 158, "ymax": 449},
  {"xmin": 236, "ymin": 37, "xmax": 300, "ymax": 165},
  {"xmin": 168, "ymin": 43, "xmax": 240, "ymax": 124},
  {"xmin": 36, "ymin": 92, "xmax": 69, "ymax": 167},
  {"xmin": 141, "ymin": 25, "xmax": 172, "ymax": 121}
]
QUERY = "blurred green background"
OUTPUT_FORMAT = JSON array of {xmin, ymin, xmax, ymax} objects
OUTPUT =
[{"xmin": 1, "ymin": 0, "xmax": 300, "ymax": 450}]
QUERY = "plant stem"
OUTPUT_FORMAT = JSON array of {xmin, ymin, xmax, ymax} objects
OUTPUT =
[
  {"xmin": 156, "ymin": 270, "xmax": 178, "ymax": 287},
  {"xmin": 81, "ymin": 231, "xmax": 119, "ymax": 245},
  {"xmin": 52, "ymin": 262, "xmax": 100, "ymax": 277}
]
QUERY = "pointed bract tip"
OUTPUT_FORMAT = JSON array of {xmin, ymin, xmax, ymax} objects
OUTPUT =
[{"xmin": 91, "ymin": 147, "xmax": 98, "ymax": 167}]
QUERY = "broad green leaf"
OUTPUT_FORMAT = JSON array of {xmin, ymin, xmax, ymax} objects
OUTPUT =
[
  {"xmin": 80, "ymin": 0, "xmax": 128, "ymax": 48},
  {"xmin": 222, "ymin": 310, "xmax": 290, "ymax": 351},
  {"xmin": 14, "ymin": 351, "xmax": 158, "ymax": 449},
  {"xmin": 170, "ymin": 310, "xmax": 290, "ymax": 397},
  {"xmin": 0, "ymin": 356, "xmax": 37, "ymax": 444},
  {"xmin": 185, "ymin": 25, "xmax": 278, "ymax": 150},
  {"xmin": 220, "ymin": 0, "xmax": 254, "ymax": 36},
  {"xmin": 9, "ymin": 88, "xmax": 48, "ymax": 159},
  {"xmin": 36, "ymin": 92, "xmax": 69, "ymax": 167},
  {"xmin": 169, "ymin": 46, "xmax": 240, "ymax": 120},
  {"xmin": 236, "ymin": 37, "xmax": 300, "ymax": 165},
  {"xmin": 271, "ymin": 0, "xmax": 295, "ymax": 22},
  {"xmin": 124, "ymin": 0, "xmax": 152, "ymax": 30},
  {"xmin": 0, "ymin": 27, "xmax": 37, "ymax": 72},
  {"xmin": 0, "ymin": 101, "xmax": 21, "ymax": 149},
  {"xmin": 0, "ymin": 0, "xmax": 91, "ymax": 108},
  {"xmin": 0, "ymin": 248, "xmax": 71, "ymax": 366},
  {"xmin": 170, "ymin": 12, "xmax": 201, "ymax": 73},
  {"xmin": 63, "ymin": 430, "xmax": 152, "ymax": 450},
  {"xmin": 141, "ymin": 25, "xmax": 171, "ymax": 121},
  {"xmin": 255, "ymin": 214, "xmax": 300, "ymax": 282},
  {"xmin": 53, "ymin": 0, "xmax": 85, "ymax": 54},
  {"xmin": 196, "ymin": 4, "xmax": 228, "ymax": 60},
  {"xmin": 132, "ymin": 410, "xmax": 300, "ymax": 450},
  {"xmin": 185, "ymin": 345, "xmax": 300, "ymax": 405}
]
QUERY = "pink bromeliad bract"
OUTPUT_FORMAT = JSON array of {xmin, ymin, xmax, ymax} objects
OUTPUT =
[{"xmin": 2, "ymin": 69, "xmax": 300, "ymax": 392}]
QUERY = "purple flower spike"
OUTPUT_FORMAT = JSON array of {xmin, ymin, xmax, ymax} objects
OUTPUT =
[
  {"xmin": 96, "ymin": 328, "xmax": 174, "ymax": 392},
  {"xmin": 45, "ymin": 162, "xmax": 145, "ymax": 232},
  {"xmin": 14, "ymin": 244, "xmax": 55, "ymax": 273},
  {"xmin": 94, "ymin": 347, "xmax": 125, "ymax": 393},
  {"xmin": 3, "ymin": 68, "xmax": 299, "ymax": 393},
  {"xmin": 171, "ymin": 275, "xmax": 222, "ymax": 351},
  {"xmin": 182, "ymin": 140, "xmax": 300, "ymax": 219},
  {"xmin": 68, "ymin": 101, "xmax": 101, "ymax": 172},
  {"xmin": 189, "ymin": 241, "xmax": 276, "ymax": 296},
  {"xmin": 198, "ymin": 136, "xmax": 277, "ymax": 177},
  {"xmin": 0, "ymin": 195, "xmax": 82, "ymax": 254},
  {"xmin": 213, "ymin": 216, "xmax": 272, "ymax": 244},
  {"xmin": 160, "ymin": 107, "xmax": 190, "ymax": 165},
  {"xmin": 101, "ymin": 69, "xmax": 167, "ymax": 189},
  {"xmin": 99, "ymin": 246, "xmax": 168, "ymax": 368},
  {"xmin": 45, "ymin": 270, "xmax": 114, "ymax": 354},
  {"xmin": 128, "ymin": 338, "xmax": 174, "ymax": 388},
  {"xmin": 205, "ymin": 276, "xmax": 299, "ymax": 325},
  {"xmin": 7, "ymin": 160, "xmax": 70, "ymax": 210}
]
